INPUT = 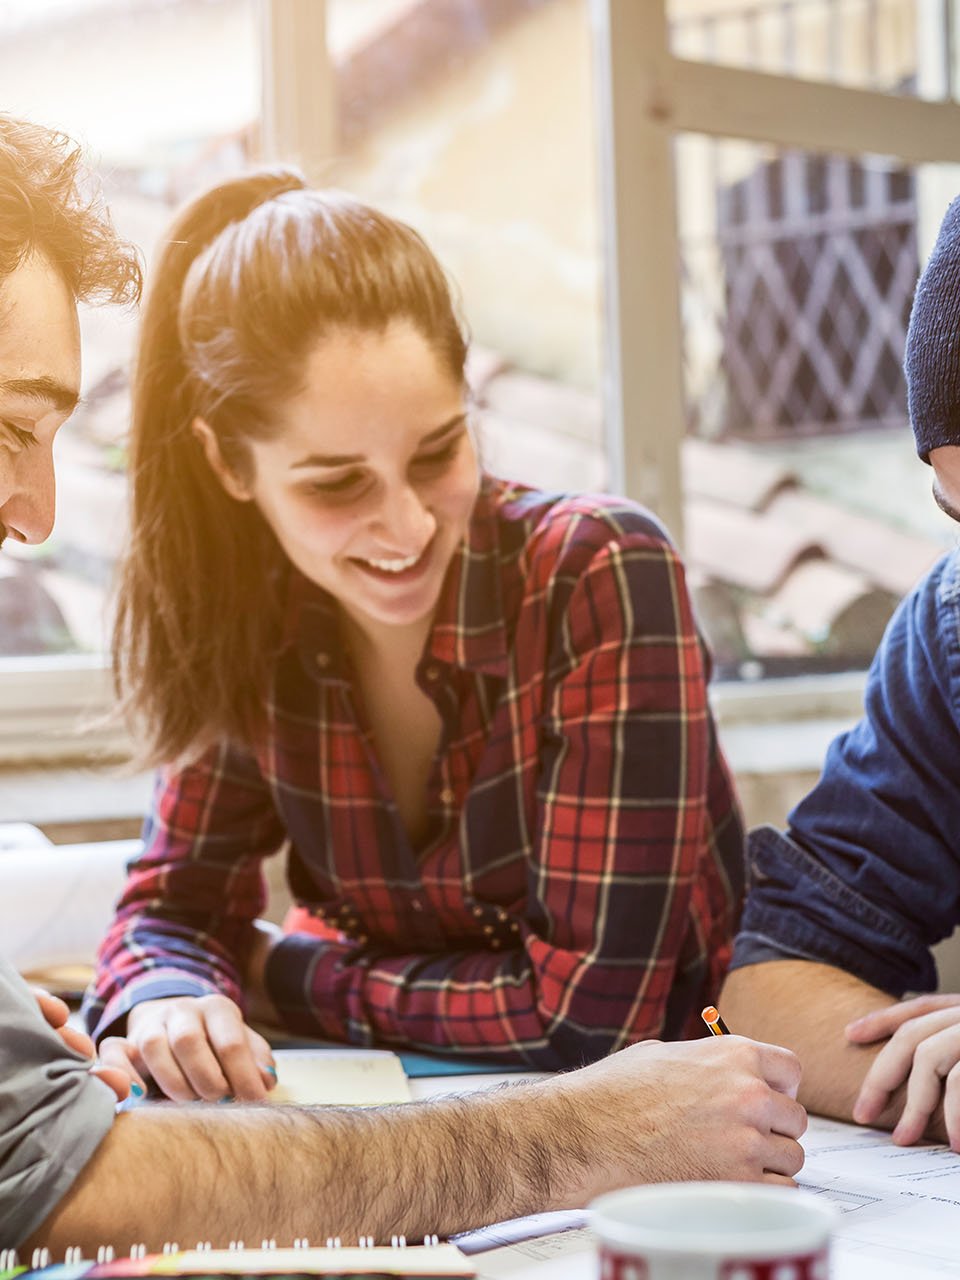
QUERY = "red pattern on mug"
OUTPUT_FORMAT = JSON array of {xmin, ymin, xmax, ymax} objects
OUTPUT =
[
  {"xmin": 599, "ymin": 1248, "xmax": 829, "ymax": 1280},
  {"xmin": 720, "ymin": 1252, "xmax": 830, "ymax": 1280},
  {"xmin": 600, "ymin": 1253, "xmax": 650, "ymax": 1279}
]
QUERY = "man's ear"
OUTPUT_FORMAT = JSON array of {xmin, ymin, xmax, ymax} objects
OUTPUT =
[{"xmin": 192, "ymin": 418, "xmax": 252, "ymax": 502}]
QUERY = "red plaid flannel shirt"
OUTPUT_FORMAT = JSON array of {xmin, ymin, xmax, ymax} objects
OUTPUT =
[{"xmin": 85, "ymin": 478, "xmax": 744, "ymax": 1067}]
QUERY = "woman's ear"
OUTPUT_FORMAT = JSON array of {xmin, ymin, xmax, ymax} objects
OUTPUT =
[{"xmin": 192, "ymin": 418, "xmax": 252, "ymax": 502}]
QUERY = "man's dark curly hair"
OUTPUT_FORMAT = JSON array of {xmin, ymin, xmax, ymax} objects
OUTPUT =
[{"xmin": 0, "ymin": 115, "xmax": 142, "ymax": 305}]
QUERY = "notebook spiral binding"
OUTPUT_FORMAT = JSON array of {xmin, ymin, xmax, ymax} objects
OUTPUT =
[{"xmin": 1, "ymin": 1236, "xmax": 442, "ymax": 1270}]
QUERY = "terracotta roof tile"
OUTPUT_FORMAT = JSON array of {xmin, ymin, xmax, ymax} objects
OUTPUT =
[
  {"xmin": 739, "ymin": 612, "xmax": 811, "ymax": 659},
  {"xmin": 683, "ymin": 438, "xmax": 795, "ymax": 512},
  {"xmin": 684, "ymin": 500, "xmax": 824, "ymax": 596},
  {"xmin": 477, "ymin": 408, "xmax": 607, "ymax": 492},
  {"xmin": 466, "ymin": 346, "xmax": 510, "ymax": 398},
  {"xmin": 762, "ymin": 559, "xmax": 899, "ymax": 657},
  {"xmin": 338, "ymin": 0, "xmax": 557, "ymax": 145},
  {"xmin": 479, "ymin": 371, "xmax": 602, "ymax": 444},
  {"xmin": 765, "ymin": 489, "xmax": 942, "ymax": 597}
]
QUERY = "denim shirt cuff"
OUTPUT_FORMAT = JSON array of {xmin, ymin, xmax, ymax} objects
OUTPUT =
[{"xmin": 730, "ymin": 825, "xmax": 937, "ymax": 997}]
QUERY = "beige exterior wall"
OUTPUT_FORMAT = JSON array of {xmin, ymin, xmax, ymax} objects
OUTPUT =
[{"xmin": 329, "ymin": 0, "xmax": 603, "ymax": 390}]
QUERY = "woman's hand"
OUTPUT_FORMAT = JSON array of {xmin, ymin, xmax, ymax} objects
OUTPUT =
[
  {"xmin": 847, "ymin": 994, "xmax": 960, "ymax": 1147},
  {"xmin": 125, "ymin": 993, "xmax": 277, "ymax": 1102},
  {"xmin": 31, "ymin": 986, "xmax": 145, "ymax": 1103}
]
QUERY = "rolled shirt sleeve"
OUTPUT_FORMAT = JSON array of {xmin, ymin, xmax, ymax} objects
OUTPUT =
[
  {"xmin": 732, "ymin": 552, "xmax": 960, "ymax": 996},
  {"xmin": 0, "ymin": 959, "xmax": 115, "ymax": 1246}
]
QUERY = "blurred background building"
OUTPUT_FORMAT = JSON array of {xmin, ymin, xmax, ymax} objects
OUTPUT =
[{"xmin": 2, "ymin": 0, "xmax": 958, "ymax": 687}]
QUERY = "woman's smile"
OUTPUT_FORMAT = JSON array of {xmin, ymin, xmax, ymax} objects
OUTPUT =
[{"xmin": 348, "ymin": 535, "xmax": 436, "ymax": 585}]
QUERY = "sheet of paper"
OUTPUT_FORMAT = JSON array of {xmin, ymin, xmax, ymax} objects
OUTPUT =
[
  {"xmin": 455, "ymin": 1212, "xmax": 587, "ymax": 1255},
  {"xmin": 0, "ymin": 838, "xmax": 137, "ymax": 973},
  {"xmin": 797, "ymin": 1115, "xmax": 960, "ymax": 1276},
  {"xmin": 268, "ymin": 1048, "xmax": 412, "ymax": 1106},
  {"xmin": 472, "ymin": 1228, "xmax": 594, "ymax": 1280},
  {"xmin": 465, "ymin": 1118, "xmax": 960, "ymax": 1280},
  {"xmin": 409, "ymin": 1073, "xmax": 551, "ymax": 1103}
]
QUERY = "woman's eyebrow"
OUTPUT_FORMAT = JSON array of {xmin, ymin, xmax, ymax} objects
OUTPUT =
[
  {"xmin": 418, "ymin": 411, "xmax": 468, "ymax": 446},
  {"xmin": 289, "ymin": 411, "xmax": 467, "ymax": 470}
]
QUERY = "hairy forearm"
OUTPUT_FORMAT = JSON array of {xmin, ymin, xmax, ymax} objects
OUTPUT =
[
  {"xmin": 720, "ymin": 961, "xmax": 897, "ymax": 1121},
  {"xmin": 25, "ymin": 1080, "xmax": 594, "ymax": 1254}
]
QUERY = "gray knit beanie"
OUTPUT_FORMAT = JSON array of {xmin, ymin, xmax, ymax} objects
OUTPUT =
[{"xmin": 906, "ymin": 194, "xmax": 960, "ymax": 462}]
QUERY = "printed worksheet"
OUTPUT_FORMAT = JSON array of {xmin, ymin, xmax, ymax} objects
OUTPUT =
[
  {"xmin": 465, "ymin": 1118, "xmax": 960, "ymax": 1280},
  {"xmin": 798, "ymin": 1115, "xmax": 960, "ymax": 1276},
  {"xmin": 472, "ymin": 1228, "xmax": 593, "ymax": 1280}
]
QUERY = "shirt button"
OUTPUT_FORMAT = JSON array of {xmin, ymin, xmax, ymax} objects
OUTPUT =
[
  {"xmin": 424, "ymin": 664, "xmax": 441, "ymax": 681},
  {"xmin": 440, "ymin": 788, "xmax": 454, "ymax": 805},
  {"xmin": 315, "ymin": 652, "xmax": 330, "ymax": 669}
]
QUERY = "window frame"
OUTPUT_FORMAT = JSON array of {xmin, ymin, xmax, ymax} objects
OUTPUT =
[{"xmin": 1, "ymin": 0, "xmax": 957, "ymax": 765}]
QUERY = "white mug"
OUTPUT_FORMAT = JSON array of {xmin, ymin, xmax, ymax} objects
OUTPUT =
[{"xmin": 590, "ymin": 1182, "xmax": 836, "ymax": 1280}]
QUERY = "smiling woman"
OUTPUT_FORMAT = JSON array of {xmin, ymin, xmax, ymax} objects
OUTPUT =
[{"xmin": 83, "ymin": 169, "xmax": 745, "ymax": 1095}]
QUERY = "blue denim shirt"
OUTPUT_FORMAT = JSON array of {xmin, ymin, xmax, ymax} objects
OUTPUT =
[{"xmin": 732, "ymin": 549, "xmax": 960, "ymax": 996}]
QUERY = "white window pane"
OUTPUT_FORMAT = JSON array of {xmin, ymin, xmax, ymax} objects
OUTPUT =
[
  {"xmin": 0, "ymin": 0, "xmax": 259, "ymax": 659},
  {"xmin": 326, "ymin": 0, "xmax": 606, "ymax": 495},
  {"xmin": 676, "ymin": 133, "xmax": 958, "ymax": 679}
]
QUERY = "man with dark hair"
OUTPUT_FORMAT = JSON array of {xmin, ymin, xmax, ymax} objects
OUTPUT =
[
  {"xmin": 722, "ymin": 192, "xmax": 960, "ymax": 1154},
  {"xmin": 0, "ymin": 113, "xmax": 806, "ymax": 1255}
]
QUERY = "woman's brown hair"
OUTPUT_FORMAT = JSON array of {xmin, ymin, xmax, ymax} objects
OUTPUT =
[{"xmin": 113, "ymin": 169, "xmax": 469, "ymax": 766}]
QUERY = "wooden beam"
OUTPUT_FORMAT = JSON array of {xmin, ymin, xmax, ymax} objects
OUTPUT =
[
  {"xmin": 260, "ymin": 0, "xmax": 335, "ymax": 182},
  {"xmin": 671, "ymin": 57, "xmax": 960, "ymax": 165},
  {"xmin": 592, "ymin": 0, "xmax": 686, "ymax": 543}
]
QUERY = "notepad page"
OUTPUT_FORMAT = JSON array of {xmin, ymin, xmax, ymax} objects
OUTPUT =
[
  {"xmin": 267, "ymin": 1048, "xmax": 412, "ymax": 1106},
  {"xmin": 151, "ymin": 1244, "xmax": 473, "ymax": 1276}
]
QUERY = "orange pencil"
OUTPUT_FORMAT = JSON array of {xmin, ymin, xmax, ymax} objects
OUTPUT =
[{"xmin": 701, "ymin": 1005, "xmax": 731, "ymax": 1036}]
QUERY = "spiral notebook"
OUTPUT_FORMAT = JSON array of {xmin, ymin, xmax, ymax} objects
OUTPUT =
[{"xmin": 0, "ymin": 1241, "xmax": 474, "ymax": 1279}]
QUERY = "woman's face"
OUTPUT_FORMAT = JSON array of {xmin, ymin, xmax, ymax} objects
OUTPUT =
[{"xmin": 214, "ymin": 322, "xmax": 480, "ymax": 636}]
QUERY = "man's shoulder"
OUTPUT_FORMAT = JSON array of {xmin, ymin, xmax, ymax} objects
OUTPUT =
[
  {"xmin": 885, "ymin": 548, "xmax": 960, "ymax": 651},
  {"xmin": 932, "ymin": 545, "xmax": 960, "ymax": 609}
]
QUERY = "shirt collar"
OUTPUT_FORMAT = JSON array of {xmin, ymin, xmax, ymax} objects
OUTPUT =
[{"xmin": 425, "ymin": 476, "xmax": 511, "ymax": 678}]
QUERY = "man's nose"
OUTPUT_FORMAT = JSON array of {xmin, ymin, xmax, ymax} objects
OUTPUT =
[
  {"xmin": 0, "ymin": 448, "xmax": 56, "ymax": 546},
  {"xmin": 375, "ymin": 483, "xmax": 436, "ymax": 551}
]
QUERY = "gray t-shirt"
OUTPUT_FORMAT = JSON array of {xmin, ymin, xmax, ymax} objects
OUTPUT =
[{"xmin": 0, "ymin": 958, "xmax": 115, "ymax": 1247}]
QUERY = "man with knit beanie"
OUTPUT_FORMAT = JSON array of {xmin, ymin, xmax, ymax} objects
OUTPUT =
[{"xmin": 722, "ymin": 191, "xmax": 960, "ymax": 1153}]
